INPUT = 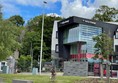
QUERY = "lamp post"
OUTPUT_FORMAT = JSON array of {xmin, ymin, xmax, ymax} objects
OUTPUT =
[
  {"xmin": 39, "ymin": 1, "xmax": 47, "ymax": 75},
  {"xmin": 30, "ymin": 42, "xmax": 33, "ymax": 72}
]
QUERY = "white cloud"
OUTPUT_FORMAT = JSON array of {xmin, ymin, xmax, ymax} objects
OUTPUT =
[
  {"xmin": 3, "ymin": 3, "xmax": 20, "ymax": 15},
  {"xmin": 0, "ymin": 0, "xmax": 59, "ymax": 7},
  {"xmin": 92, "ymin": 0, "xmax": 118, "ymax": 8},
  {"xmin": 1, "ymin": 0, "xmax": 118, "ymax": 20},
  {"xmin": 60, "ymin": 0, "xmax": 95, "ymax": 18},
  {"xmin": 47, "ymin": 13, "xmax": 60, "ymax": 17},
  {"xmin": 16, "ymin": 0, "xmax": 41, "ymax": 7},
  {"xmin": 16, "ymin": 0, "xmax": 59, "ymax": 7},
  {"xmin": 60, "ymin": 0, "xmax": 118, "ymax": 19},
  {"xmin": 0, "ymin": 0, "xmax": 59, "ymax": 18},
  {"xmin": 0, "ymin": 1, "xmax": 20, "ymax": 17}
]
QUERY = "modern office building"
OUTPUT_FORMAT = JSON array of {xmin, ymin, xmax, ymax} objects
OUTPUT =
[{"xmin": 51, "ymin": 16, "xmax": 118, "ymax": 74}]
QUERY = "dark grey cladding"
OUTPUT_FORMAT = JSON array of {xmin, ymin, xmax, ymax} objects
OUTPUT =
[{"xmin": 58, "ymin": 16, "xmax": 118, "ymax": 37}]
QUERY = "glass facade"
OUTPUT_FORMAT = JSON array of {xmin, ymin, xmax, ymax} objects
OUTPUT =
[
  {"xmin": 63, "ymin": 24, "xmax": 102, "ymax": 54},
  {"xmin": 70, "ymin": 44, "xmax": 78, "ymax": 54},
  {"xmin": 79, "ymin": 24, "xmax": 102, "ymax": 53}
]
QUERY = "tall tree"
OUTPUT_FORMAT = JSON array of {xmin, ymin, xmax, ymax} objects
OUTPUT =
[
  {"xmin": 0, "ymin": 20, "xmax": 21, "ymax": 60},
  {"xmin": 22, "ymin": 15, "xmax": 62, "ymax": 61},
  {"xmin": 8, "ymin": 15, "xmax": 25, "ymax": 26},
  {"xmin": 92, "ymin": 5, "xmax": 118, "ymax": 22},
  {"xmin": 93, "ymin": 33, "xmax": 113, "ymax": 82},
  {"xmin": 92, "ymin": 5, "xmax": 117, "ymax": 83},
  {"xmin": 20, "ymin": 31, "xmax": 47, "ymax": 60}
]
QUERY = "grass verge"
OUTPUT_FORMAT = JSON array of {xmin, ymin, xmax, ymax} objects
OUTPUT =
[
  {"xmin": 0, "ymin": 74, "xmax": 83, "ymax": 83},
  {"xmin": 0, "ymin": 74, "xmax": 118, "ymax": 83}
]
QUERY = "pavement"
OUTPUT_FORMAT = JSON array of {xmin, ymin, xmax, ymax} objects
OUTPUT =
[
  {"xmin": 18, "ymin": 72, "xmax": 63, "ymax": 76},
  {"xmin": 87, "ymin": 76, "xmax": 118, "ymax": 79}
]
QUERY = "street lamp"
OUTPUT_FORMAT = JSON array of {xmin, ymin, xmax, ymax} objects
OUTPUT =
[
  {"xmin": 39, "ymin": 1, "xmax": 47, "ymax": 75},
  {"xmin": 30, "ymin": 42, "xmax": 33, "ymax": 72}
]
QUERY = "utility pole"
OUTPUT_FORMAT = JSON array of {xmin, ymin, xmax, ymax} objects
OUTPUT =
[
  {"xmin": 39, "ymin": 1, "xmax": 47, "ymax": 75},
  {"xmin": 30, "ymin": 42, "xmax": 33, "ymax": 72}
]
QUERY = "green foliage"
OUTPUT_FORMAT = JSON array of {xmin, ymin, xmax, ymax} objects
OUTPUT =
[
  {"xmin": 1, "ymin": 74, "xmax": 117, "ymax": 83},
  {"xmin": 21, "ymin": 15, "xmax": 62, "ymax": 61},
  {"xmin": 20, "ymin": 31, "xmax": 47, "ymax": 60},
  {"xmin": 33, "ymin": 59, "xmax": 38, "ymax": 68},
  {"xmin": 0, "ymin": 20, "xmax": 21, "ymax": 60},
  {"xmin": 17, "ymin": 55, "xmax": 31, "ymax": 72},
  {"xmin": 93, "ymin": 33, "xmax": 113, "ymax": 59},
  {"xmin": 8, "ymin": 15, "xmax": 25, "ymax": 26},
  {"xmin": 0, "ymin": 74, "xmax": 85, "ymax": 83},
  {"xmin": 92, "ymin": 5, "xmax": 118, "ymax": 22}
]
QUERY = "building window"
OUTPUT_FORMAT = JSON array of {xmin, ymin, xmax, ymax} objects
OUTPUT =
[
  {"xmin": 115, "ymin": 45, "xmax": 118, "ymax": 52},
  {"xmin": 70, "ymin": 44, "xmax": 78, "ymax": 54},
  {"xmin": 56, "ymin": 31, "xmax": 58, "ymax": 38},
  {"xmin": 55, "ymin": 44, "xmax": 59, "ymax": 53},
  {"xmin": 88, "ymin": 63, "xmax": 94, "ymax": 72},
  {"xmin": 115, "ymin": 32, "xmax": 118, "ymax": 39}
]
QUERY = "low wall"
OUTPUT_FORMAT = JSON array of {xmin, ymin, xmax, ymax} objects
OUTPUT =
[
  {"xmin": 0, "ymin": 78, "xmax": 3, "ymax": 83},
  {"xmin": 63, "ymin": 61, "xmax": 88, "ymax": 76},
  {"xmin": 12, "ymin": 79, "xmax": 33, "ymax": 83}
]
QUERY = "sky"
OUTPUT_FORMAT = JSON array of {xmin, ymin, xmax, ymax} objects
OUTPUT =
[{"xmin": 0, "ymin": 0, "xmax": 118, "ymax": 23}]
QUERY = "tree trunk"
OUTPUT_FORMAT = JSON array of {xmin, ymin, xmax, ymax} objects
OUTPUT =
[
  {"xmin": 100, "ymin": 63, "xmax": 103, "ymax": 79},
  {"xmin": 106, "ymin": 63, "xmax": 110, "ymax": 83},
  {"xmin": 106, "ymin": 54, "xmax": 110, "ymax": 83}
]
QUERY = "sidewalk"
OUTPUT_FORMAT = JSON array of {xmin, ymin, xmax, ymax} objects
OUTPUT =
[
  {"xmin": 18, "ymin": 72, "xmax": 63, "ymax": 76},
  {"xmin": 87, "ymin": 76, "xmax": 118, "ymax": 79}
]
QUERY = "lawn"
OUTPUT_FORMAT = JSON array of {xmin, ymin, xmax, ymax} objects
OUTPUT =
[
  {"xmin": 0, "ymin": 74, "xmax": 118, "ymax": 83},
  {"xmin": 0, "ymin": 74, "xmax": 84, "ymax": 83}
]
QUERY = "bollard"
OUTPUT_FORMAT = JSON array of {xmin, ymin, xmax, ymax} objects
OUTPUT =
[{"xmin": 32, "ymin": 68, "xmax": 38, "ymax": 75}]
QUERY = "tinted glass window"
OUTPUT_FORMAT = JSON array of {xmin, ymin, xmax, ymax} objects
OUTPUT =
[
  {"xmin": 56, "ymin": 31, "xmax": 58, "ymax": 38},
  {"xmin": 55, "ymin": 44, "xmax": 59, "ymax": 53},
  {"xmin": 115, "ymin": 45, "xmax": 118, "ymax": 52}
]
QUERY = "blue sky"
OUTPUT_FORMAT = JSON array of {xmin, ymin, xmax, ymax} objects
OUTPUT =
[
  {"xmin": 1, "ymin": 0, "xmax": 63, "ymax": 22},
  {"xmin": 0, "ymin": 0, "xmax": 117, "ymax": 23}
]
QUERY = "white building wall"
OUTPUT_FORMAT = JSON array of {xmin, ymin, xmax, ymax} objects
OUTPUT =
[
  {"xmin": 0, "ymin": 62, "xmax": 1, "ymax": 71},
  {"xmin": 51, "ymin": 21, "xmax": 59, "ymax": 59},
  {"xmin": 114, "ymin": 29, "xmax": 118, "ymax": 52}
]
